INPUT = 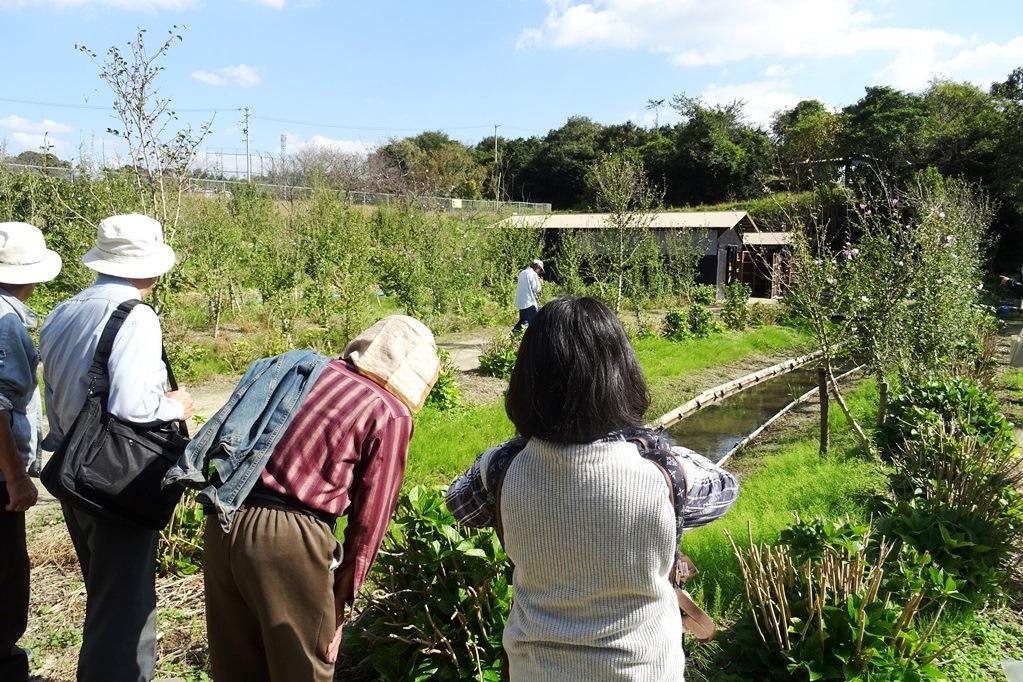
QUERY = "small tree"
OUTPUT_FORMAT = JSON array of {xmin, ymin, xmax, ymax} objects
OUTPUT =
[
  {"xmin": 586, "ymin": 153, "xmax": 662, "ymax": 313},
  {"xmin": 786, "ymin": 209, "xmax": 874, "ymax": 455},
  {"xmin": 77, "ymin": 27, "xmax": 212, "ymax": 311}
]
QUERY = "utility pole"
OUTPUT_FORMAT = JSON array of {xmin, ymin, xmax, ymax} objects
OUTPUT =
[
  {"xmin": 243, "ymin": 106, "xmax": 252, "ymax": 182},
  {"xmin": 493, "ymin": 123, "xmax": 500, "ymax": 204}
]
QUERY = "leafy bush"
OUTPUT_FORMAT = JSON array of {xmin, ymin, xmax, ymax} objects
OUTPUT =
[
  {"xmin": 426, "ymin": 349, "xmax": 463, "ymax": 411},
  {"xmin": 722, "ymin": 282, "xmax": 752, "ymax": 329},
  {"xmin": 662, "ymin": 308, "xmax": 692, "ymax": 342},
  {"xmin": 877, "ymin": 426, "xmax": 1023, "ymax": 601},
  {"xmin": 687, "ymin": 304, "xmax": 723, "ymax": 338},
  {"xmin": 748, "ymin": 301, "xmax": 784, "ymax": 327},
  {"xmin": 691, "ymin": 284, "xmax": 717, "ymax": 305},
  {"xmin": 729, "ymin": 517, "xmax": 959, "ymax": 681},
  {"xmin": 345, "ymin": 486, "xmax": 511, "ymax": 681},
  {"xmin": 882, "ymin": 377, "xmax": 1015, "ymax": 457},
  {"xmin": 478, "ymin": 333, "xmax": 521, "ymax": 380}
]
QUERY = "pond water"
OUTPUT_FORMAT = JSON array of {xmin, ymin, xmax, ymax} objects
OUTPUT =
[{"xmin": 665, "ymin": 364, "xmax": 826, "ymax": 463}]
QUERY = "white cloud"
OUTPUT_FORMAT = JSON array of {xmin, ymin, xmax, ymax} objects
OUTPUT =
[
  {"xmin": 700, "ymin": 81, "xmax": 808, "ymax": 127},
  {"xmin": 190, "ymin": 64, "xmax": 262, "ymax": 88},
  {"xmin": 189, "ymin": 70, "xmax": 226, "ymax": 86},
  {"xmin": 242, "ymin": 0, "xmax": 321, "ymax": 8},
  {"xmin": 284, "ymin": 133, "xmax": 374, "ymax": 157},
  {"xmin": 0, "ymin": 114, "xmax": 72, "ymax": 134},
  {"xmin": 519, "ymin": 0, "xmax": 963, "ymax": 67},
  {"xmin": 0, "ymin": 0, "xmax": 195, "ymax": 10},
  {"xmin": 881, "ymin": 35, "xmax": 1023, "ymax": 90}
]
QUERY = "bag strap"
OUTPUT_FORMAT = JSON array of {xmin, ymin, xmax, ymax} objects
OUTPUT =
[
  {"xmin": 87, "ymin": 300, "xmax": 179, "ymax": 395},
  {"xmin": 87, "ymin": 300, "xmax": 143, "ymax": 395}
]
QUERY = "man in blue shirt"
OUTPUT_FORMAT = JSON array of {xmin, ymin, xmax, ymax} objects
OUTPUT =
[
  {"xmin": 0, "ymin": 222, "xmax": 62, "ymax": 682},
  {"xmin": 41, "ymin": 214, "xmax": 191, "ymax": 682}
]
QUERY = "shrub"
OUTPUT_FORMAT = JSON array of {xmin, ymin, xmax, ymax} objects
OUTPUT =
[
  {"xmin": 687, "ymin": 304, "xmax": 723, "ymax": 338},
  {"xmin": 722, "ymin": 282, "xmax": 752, "ymax": 329},
  {"xmin": 691, "ymin": 284, "xmax": 717, "ymax": 306},
  {"xmin": 345, "ymin": 486, "xmax": 511, "ymax": 681},
  {"xmin": 728, "ymin": 517, "xmax": 958, "ymax": 681},
  {"xmin": 478, "ymin": 332, "xmax": 521, "ymax": 380},
  {"xmin": 748, "ymin": 301, "xmax": 784, "ymax": 327},
  {"xmin": 158, "ymin": 493, "xmax": 205, "ymax": 576},
  {"xmin": 426, "ymin": 349, "xmax": 463, "ymax": 411},
  {"xmin": 662, "ymin": 308, "xmax": 692, "ymax": 342},
  {"xmin": 877, "ymin": 427, "xmax": 1023, "ymax": 601},
  {"xmin": 882, "ymin": 377, "xmax": 1015, "ymax": 457}
]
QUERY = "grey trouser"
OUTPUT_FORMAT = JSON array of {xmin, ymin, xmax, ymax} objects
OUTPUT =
[{"xmin": 62, "ymin": 502, "xmax": 158, "ymax": 682}]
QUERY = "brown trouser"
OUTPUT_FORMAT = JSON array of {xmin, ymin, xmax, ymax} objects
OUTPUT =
[{"xmin": 203, "ymin": 505, "xmax": 340, "ymax": 682}]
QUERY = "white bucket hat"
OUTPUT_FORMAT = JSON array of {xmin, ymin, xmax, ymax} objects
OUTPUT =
[
  {"xmin": 0, "ymin": 222, "xmax": 63, "ymax": 285},
  {"xmin": 82, "ymin": 214, "xmax": 176, "ymax": 279}
]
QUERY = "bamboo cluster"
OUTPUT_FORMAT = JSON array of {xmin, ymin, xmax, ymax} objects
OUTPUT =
[{"xmin": 726, "ymin": 524, "xmax": 942, "ymax": 672}]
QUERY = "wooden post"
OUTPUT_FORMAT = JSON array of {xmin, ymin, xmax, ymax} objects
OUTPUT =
[{"xmin": 818, "ymin": 363, "xmax": 829, "ymax": 457}]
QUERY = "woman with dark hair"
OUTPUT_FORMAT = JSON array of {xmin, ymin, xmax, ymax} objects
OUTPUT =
[{"xmin": 446, "ymin": 297, "xmax": 739, "ymax": 681}]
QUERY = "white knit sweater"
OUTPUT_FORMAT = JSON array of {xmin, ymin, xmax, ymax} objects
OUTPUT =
[{"xmin": 491, "ymin": 437, "xmax": 685, "ymax": 681}]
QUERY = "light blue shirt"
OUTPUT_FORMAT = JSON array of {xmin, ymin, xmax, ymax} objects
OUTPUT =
[
  {"xmin": 40, "ymin": 275, "xmax": 184, "ymax": 451},
  {"xmin": 0, "ymin": 289, "xmax": 42, "ymax": 481}
]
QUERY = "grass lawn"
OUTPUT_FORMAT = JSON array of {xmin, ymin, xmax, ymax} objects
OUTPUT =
[{"xmin": 406, "ymin": 324, "xmax": 812, "ymax": 486}]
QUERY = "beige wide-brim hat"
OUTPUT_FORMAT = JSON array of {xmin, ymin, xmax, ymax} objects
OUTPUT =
[
  {"xmin": 0, "ymin": 222, "xmax": 63, "ymax": 285},
  {"xmin": 342, "ymin": 315, "xmax": 441, "ymax": 413},
  {"xmin": 82, "ymin": 214, "xmax": 176, "ymax": 279}
]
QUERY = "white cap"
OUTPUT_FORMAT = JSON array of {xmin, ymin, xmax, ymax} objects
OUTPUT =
[
  {"xmin": 532, "ymin": 259, "xmax": 545, "ymax": 272},
  {"xmin": 82, "ymin": 214, "xmax": 176, "ymax": 279},
  {"xmin": 0, "ymin": 222, "xmax": 63, "ymax": 285}
]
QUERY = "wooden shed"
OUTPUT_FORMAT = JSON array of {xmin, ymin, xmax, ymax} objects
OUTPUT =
[{"xmin": 498, "ymin": 211, "xmax": 761, "ymax": 298}]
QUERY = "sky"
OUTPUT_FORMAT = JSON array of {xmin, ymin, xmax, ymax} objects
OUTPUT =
[{"xmin": 2, "ymin": 0, "xmax": 1023, "ymax": 170}]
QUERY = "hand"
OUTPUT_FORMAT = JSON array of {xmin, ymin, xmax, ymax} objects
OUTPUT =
[
  {"xmin": 166, "ymin": 389, "xmax": 194, "ymax": 420},
  {"xmin": 326, "ymin": 624, "xmax": 344, "ymax": 663},
  {"xmin": 5, "ymin": 476, "xmax": 38, "ymax": 512}
]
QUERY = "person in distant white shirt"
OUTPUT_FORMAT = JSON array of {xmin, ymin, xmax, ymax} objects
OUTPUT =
[
  {"xmin": 512, "ymin": 259, "xmax": 544, "ymax": 334},
  {"xmin": 39, "ymin": 213, "xmax": 193, "ymax": 682}
]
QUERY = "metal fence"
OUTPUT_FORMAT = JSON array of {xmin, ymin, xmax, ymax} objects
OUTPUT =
[
  {"xmin": 186, "ymin": 177, "xmax": 551, "ymax": 213},
  {"xmin": 1, "ymin": 162, "xmax": 553, "ymax": 214}
]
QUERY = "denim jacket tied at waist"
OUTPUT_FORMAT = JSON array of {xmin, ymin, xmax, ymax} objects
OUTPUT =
[{"xmin": 163, "ymin": 349, "xmax": 330, "ymax": 532}]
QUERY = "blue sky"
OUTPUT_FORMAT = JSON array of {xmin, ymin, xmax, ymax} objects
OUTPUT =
[{"xmin": 2, "ymin": 0, "xmax": 1023, "ymax": 167}]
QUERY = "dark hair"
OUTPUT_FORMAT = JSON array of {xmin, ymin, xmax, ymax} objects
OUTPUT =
[{"xmin": 505, "ymin": 296, "xmax": 650, "ymax": 443}]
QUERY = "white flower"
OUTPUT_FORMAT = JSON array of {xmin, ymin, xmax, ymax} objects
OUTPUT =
[{"xmin": 860, "ymin": 296, "xmax": 869, "ymax": 302}]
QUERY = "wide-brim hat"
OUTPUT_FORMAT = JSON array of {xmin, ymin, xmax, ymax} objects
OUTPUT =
[
  {"xmin": 82, "ymin": 214, "xmax": 176, "ymax": 279},
  {"xmin": 342, "ymin": 315, "xmax": 441, "ymax": 413},
  {"xmin": 0, "ymin": 222, "xmax": 63, "ymax": 285}
]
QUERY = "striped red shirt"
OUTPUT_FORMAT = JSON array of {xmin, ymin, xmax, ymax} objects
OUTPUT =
[{"xmin": 260, "ymin": 359, "xmax": 413, "ymax": 611}]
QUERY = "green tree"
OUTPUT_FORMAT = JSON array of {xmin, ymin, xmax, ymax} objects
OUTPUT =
[
  {"xmin": 668, "ymin": 95, "xmax": 772, "ymax": 204},
  {"xmin": 771, "ymin": 99, "xmax": 844, "ymax": 187},
  {"xmin": 921, "ymin": 79, "xmax": 1003, "ymax": 183},
  {"xmin": 520, "ymin": 116, "xmax": 603, "ymax": 209},
  {"xmin": 586, "ymin": 153, "xmax": 661, "ymax": 313},
  {"xmin": 839, "ymin": 86, "xmax": 928, "ymax": 175}
]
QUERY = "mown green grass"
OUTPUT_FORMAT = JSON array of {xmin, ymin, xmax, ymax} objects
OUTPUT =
[
  {"xmin": 632, "ymin": 325, "xmax": 811, "ymax": 383},
  {"xmin": 407, "ymin": 324, "xmax": 812, "ymax": 486}
]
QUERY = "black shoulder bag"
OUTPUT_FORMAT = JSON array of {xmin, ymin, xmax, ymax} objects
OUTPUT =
[{"xmin": 42, "ymin": 300, "xmax": 190, "ymax": 530}]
